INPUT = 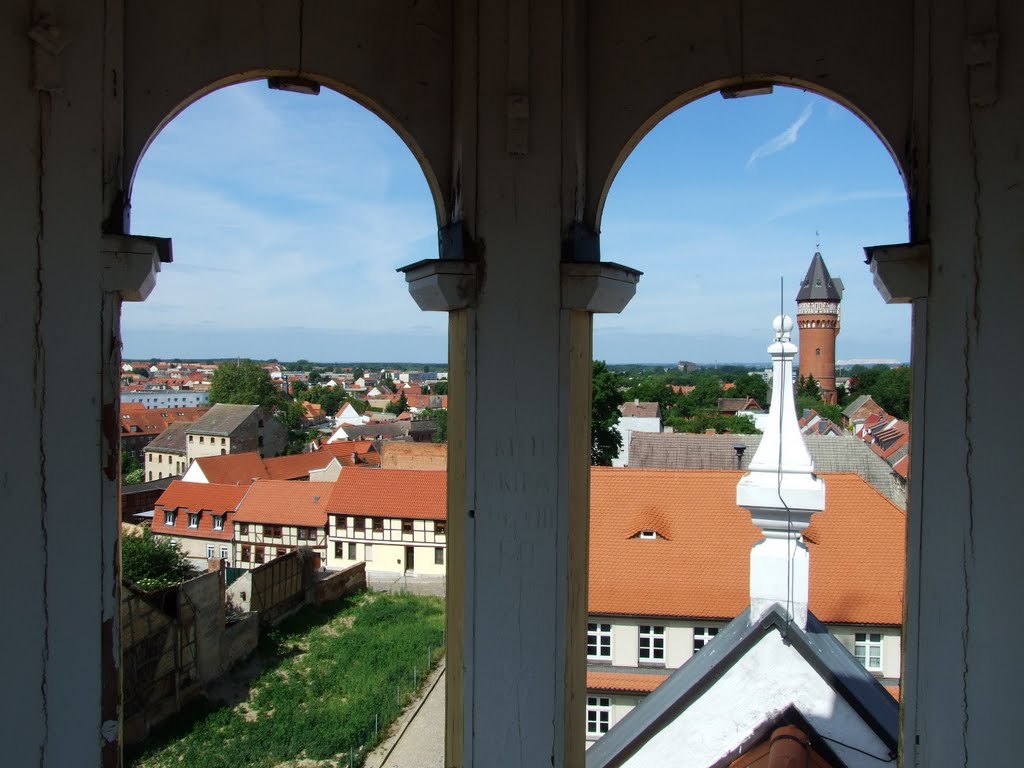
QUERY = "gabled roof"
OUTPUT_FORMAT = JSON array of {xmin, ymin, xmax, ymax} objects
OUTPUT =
[
  {"xmin": 842, "ymin": 394, "xmax": 877, "ymax": 418},
  {"xmin": 620, "ymin": 401, "xmax": 661, "ymax": 419},
  {"xmin": 144, "ymin": 421, "xmax": 191, "ymax": 454},
  {"xmin": 262, "ymin": 451, "xmax": 338, "ymax": 480},
  {"xmin": 589, "ymin": 469, "xmax": 905, "ymax": 625},
  {"xmin": 628, "ymin": 432, "xmax": 904, "ymax": 504},
  {"xmin": 718, "ymin": 397, "xmax": 761, "ymax": 413},
  {"xmin": 153, "ymin": 480, "xmax": 250, "ymax": 540},
  {"xmin": 186, "ymin": 403, "xmax": 260, "ymax": 436},
  {"xmin": 585, "ymin": 605, "xmax": 898, "ymax": 768},
  {"xmin": 325, "ymin": 467, "xmax": 446, "ymax": 520},
  {"xmin": 233, "ymin": 480, "xmax": 334, "ymax": 526},
  {"xmin": 795, "ymin": 252, "xmax": 842, "ymax": 302},
  {"xmin": 192, "ymin": 452, "xmax": 270, "ymax": 484}
]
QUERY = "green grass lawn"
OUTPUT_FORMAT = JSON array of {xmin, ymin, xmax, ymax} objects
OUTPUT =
[{"xmin": 129, "ymin": 592, "xmax": 445, "ymax": 768}]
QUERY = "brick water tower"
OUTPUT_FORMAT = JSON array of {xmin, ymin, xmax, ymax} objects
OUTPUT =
[{"xmin": 795, "ymin": 251, "xmax": 843, "ymax": 404}]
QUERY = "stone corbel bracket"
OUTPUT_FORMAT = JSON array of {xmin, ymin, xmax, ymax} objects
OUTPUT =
[
  {"xmin": 397, "ymin": 259, "xmax": 478, "ymax": 311},
  {"xmin": 397, "ymin": 221, "xmax": 478, "ymax": 311},
  {"xmin": 561, "ymin": 261, "xmax": 642, "ymax": 313},
  {"xmin": 864, "ymin": 242, "xmax": 930, "ymax": 304},
  {"xmin": 101, "ymin": 234, "xmax": 172, "ymax": 302}
]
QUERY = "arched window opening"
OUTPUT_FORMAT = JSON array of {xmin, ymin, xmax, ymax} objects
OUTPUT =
[
  {"xmin": 588, "ymin": 86, "xmax": 911, "ymax": 747},
  {"xmin": 121, "ymin": 80, "xmax": 447, "ymax": 764}
]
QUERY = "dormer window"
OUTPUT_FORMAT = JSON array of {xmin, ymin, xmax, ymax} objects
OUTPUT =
[
  {"xmin": 213, "ymin": 515, "xmax": 224, "ymax": 531},
  {"xmin": 164, "ymin": 510, "xmax": 176, "ymax": 526},
  {"xmin": 188, "ymin": 513, "xmax": 200, "ymax": 528},
  {"xmin": 639, "ymin": 530, "xmax": 658, "ymax": 540}
]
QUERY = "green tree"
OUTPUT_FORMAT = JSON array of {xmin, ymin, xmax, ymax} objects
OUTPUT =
[
  {"xmin": 872, "ymin": 366, "xmax": 911, "ymax": 420},
  {"xmin": 420, "ymin": 408, "xmax": 449, "ymax": 443},
  {"xmin": 291, "ymin": 380, "xmax": 309, "ymax": 396},
  {"xmin": 122, "ymin": 527, "xmax": 198, "ymax": 590},
  {"xmin": 732, "ymin": 373, "xmax": 768, "ymax": 406},
  {"xmin": 796, "ymin": 374, "xmax": 821, "ymax": 400},
  {"xmin": 209, "ymin": 359, "xmax": 281, "ymax": 410},
  {"xmin": 592, "ymin": 361, "xmax": 624, "ymax": 466},
  {"xmin": 665, "ymin": 413, "xmax": 761, "ymax": 435},
  {"xmin": 795, "ymin": 395, "xmax": 844, "ymax": 425},
  {"xmin": 432, "ymin": 381, "xmax": 448, "ymax": 396},
  {"xmin": 121, "ymin": 449, "xmax": 142, "ymax": 483},
  {"xmin": 387, "ymin": 393, "xmax": 409, "ymax": 415}
]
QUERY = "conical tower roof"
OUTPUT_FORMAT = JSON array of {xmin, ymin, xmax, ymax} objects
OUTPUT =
[{"xmin": 795, "ymin": 251, "xmax": 842, "ymax": 302}]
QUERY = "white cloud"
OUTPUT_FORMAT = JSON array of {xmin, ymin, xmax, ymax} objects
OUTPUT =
[
  {"xmin": 746, "ymin": 104, "xmax": 813, "ymax": 167},
  {"xmin": 763, "ymin": 188, "xmax": 906, "ymax": 223}
]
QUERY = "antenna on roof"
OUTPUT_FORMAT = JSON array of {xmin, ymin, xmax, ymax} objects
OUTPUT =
[{"xmin": 815, "ymin": 230, "xmax": 820, "ymax": 252}]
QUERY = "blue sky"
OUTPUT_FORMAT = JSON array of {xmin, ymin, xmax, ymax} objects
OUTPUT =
[{"xmin": 123, "ymin": 82, "xmax": 910, "ymax": 364}]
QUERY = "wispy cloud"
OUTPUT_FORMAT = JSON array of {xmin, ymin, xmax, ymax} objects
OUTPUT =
[
  {"xmin": 763, "ymin": 188, "xmax": 906, "ymax": 222},
  {"xmin": 746, "ymin": 104, "xmax": 813, "ymax": 167}
]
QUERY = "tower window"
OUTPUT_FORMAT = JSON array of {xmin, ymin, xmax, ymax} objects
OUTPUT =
[{"xmin": 816, "ymin": 348, "xmax": 821, "ymax": 356}]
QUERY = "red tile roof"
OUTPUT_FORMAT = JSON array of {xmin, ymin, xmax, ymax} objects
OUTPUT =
[
  {"xmin": 587, "ymin": 671, "xmax": 670, "ymax": 694},
  {"xmin": 588, "ymin": 469, "xmax": 905, "ymax": 626},
  {"xmin": 119, "ymin": 406, "xmax": 210, "ymax": 437},
  {"xmin": 233, "ymin": 480, "xmax": 334, "ymax": 526},
  {"xmin": 193, "ymin": 452, "xmax": 270, "ymax": 484},
  {"xmin": 326, "ymin": 468, "xmax": 447, "ymax": 520},
  {"xmin": 263, "ymin": 451, "xmax": 337, "ymax": 480},
  {"xmin": 153, "ymin": 480, "xmax": 250, "ymax": 540}
]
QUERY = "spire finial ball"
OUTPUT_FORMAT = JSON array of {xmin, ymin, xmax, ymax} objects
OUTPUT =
[{"xmin": 773, "ymin": 314, "xmax": 793, "ymax": 334}]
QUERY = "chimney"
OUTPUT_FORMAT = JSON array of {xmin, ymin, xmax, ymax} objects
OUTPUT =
[
  {"xmin": 737, "ymin": 315, "xmax": 824, "ymax": 628},
  {"xmin": 732, "ymin": 443, "xmax": 746, "ymax": 470}
]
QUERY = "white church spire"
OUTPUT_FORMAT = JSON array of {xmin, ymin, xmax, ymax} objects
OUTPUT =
[{"xmin": 737, "ymin": 315, "xmax": 825, "ymax": 628}]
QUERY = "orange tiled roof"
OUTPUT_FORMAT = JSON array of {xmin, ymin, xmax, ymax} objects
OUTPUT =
[
  {"xmin": 325, "ymin": 467, "xmax": 447, "ymax": 520},
  {"xmin": 119, "ymin": 406, "xmax": 210, "ymax": 437},
  {"xmin": 153, "ymin": 480, "xmax": 250, "ymax": 540},
  {"xmin": 587, "ymin": 671, "xmax": 670, "ymax": 694},
  {"xmin": 193, "ymin": 452, "xmax": 270, "ymax": 484},
  {"xmin": 884, "ymin": 684, "xmax": 900, "ymax": 701},
  {"xmin": 233, "ymin": 480, "xmax": 334, "ymax": 526},
  {"xmin": 263, "ymin": 451, "xmax": 337, "ymax": 480},
  {"xmin": 588, "ymin": 469, "xmax": 905, "ymax": 626}
]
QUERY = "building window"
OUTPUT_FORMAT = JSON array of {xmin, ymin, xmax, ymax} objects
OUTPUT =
[
  {"xmin": 276, "ymin": 547, "xmax": 287, "ymax": 558},
  {"xmin": 199, "ymin": 436, "xmax": 204, "ymax": 443},
  {"xmin": 587, "ymin": 622, "xmax": 612, "ymax": 661},
  {"xmin": 220, "ymin": 546, "xmax": 228, "ymax": 561},
  {"xmin": 855, "ymin": 632, "xmax": 883, "ymax": 672},
  {"xmin": 158, "ymin": 454, "xmax": 163, "ymax": 464},
  {"xmin": 189, "ymin": 435, "xmax": 193, "ymax": 442},
  {"xmin": 586, "ymin": 696, "xmax": 611, "ymax": 737},
  {"xmin": 434, "ymin": 547, "xmax": 444, "ymax": 565},
  {"xmin": 238, "ymin": 523, "xmax": 249, "ymax": 536},
  {"xmin": 334, "ymin": 542, "xmax": 344, "ymax": 559},
  {"xmin": 213, "ymin": 515, "xmax": 224, "ymax": 531},
  {"xmin": 345, "ymin": 542, "xmax": 355, "ymax": 560},
  {"xmin": 639, "ymin": 530, "xmax": 657, "ymax": 539},
  {"xmin": 435, "ymin": 521, "xmax": 446, "ymax": 535},
  {"xmin": 187, "ymin": 513, "xmax": 200, "ymax": 529},
  {"xmin": 372, "ymin": 518, "xmax": 384, "ymax": 532},
  {"xmin": 402, "ymin": 520, "xmax": 413, "ymax": 533},
  {"xmin": 163, "ymin": 510, "xmax": 176, "ymax": 526},
  {"xmin": 254, "ymin": 547, "xmax": 265, "ymax": 564},
  {"xmin": 364, "ymin": 544, "xmax": 373, "ymax": 562},
  {"xmin": 221, "ymin": 437, "xmax": 226, "ymax": 445},
  {"xmin": 693, "ymin": 626, "xmax": 719, "ymax": 652},
  {"xmin": 354, "ymin": 517, "xmax": 365, "ymax": 531},
  {"xmin": 241, "ymin": 545, "xmax": 250, "ymax": 561},
  {"xmin": 264, "ymin": 524, "xmax": 283, "ymax": 538},
  {"xmin": 258, "ymin": 419, "xmax": 264, "ymax": 428},
  {"xmin": 258, "ymin": 436, "xmax": 264, "ymax": 447},
  {"xmin": 639, "ymin": 625, "xmax": 665, "ymax": 664},
  {"xmin": 206, "ymin": 544, "xmax": 215, "ymax": 559},
  {"xmin": 816, "ymin": 347, "xmax": 821, "ymax": 356}
]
